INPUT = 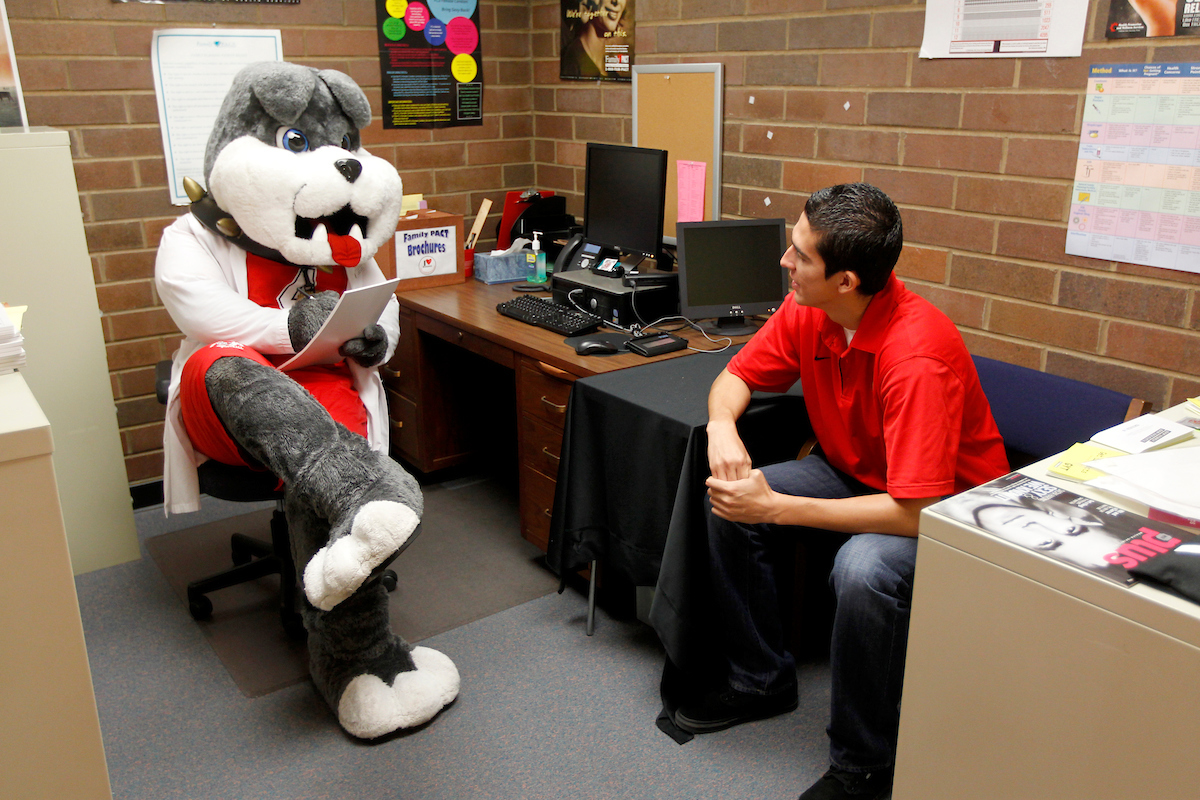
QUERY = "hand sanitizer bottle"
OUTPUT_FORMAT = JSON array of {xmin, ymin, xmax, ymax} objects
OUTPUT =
[{"xmin": 528, "ymin": 232, "xmax": 547, "ymax": 283}]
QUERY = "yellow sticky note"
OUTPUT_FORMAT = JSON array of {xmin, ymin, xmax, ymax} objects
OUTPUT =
[{"xmin": 1048, "ymin": 441, "xmax": 1127, "ymax": 482}]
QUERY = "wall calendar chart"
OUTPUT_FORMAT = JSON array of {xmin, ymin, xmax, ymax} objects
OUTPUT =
[{"xmin": 1067, "ymin": 62, "xmax": 1200, "ymax": 276}]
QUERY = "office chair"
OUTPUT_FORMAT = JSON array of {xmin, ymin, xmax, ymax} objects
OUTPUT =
[
  {"xmin": 971, "ymin": 355, "xmax": 1150, "ymax": 468},
  {"xmin": 782, "ymin": 356, "xmax": 1149, "ymax": 656},
  {"xmin": 155, "ymin": 361, "xmax": 397, "ymax": 639}
]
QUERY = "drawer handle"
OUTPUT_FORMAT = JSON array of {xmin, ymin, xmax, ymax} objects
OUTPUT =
[
  {"xmin": 540, "ymin": 396, "xmax": 567, "ymax": 414},
  {"xmin": 457, "ymin": 331, "xmax": 464, "ymax": 342},
  {"xmin": 536, "ymin": 361, "xmax": 574, "ymax": 380},
  {"xmin": 541, "ymin": 447, "xmax": 560, "ymax": 462},
  {"xmin": 543, "ymin": 508, "xmax": 553, "ymax": 518}
]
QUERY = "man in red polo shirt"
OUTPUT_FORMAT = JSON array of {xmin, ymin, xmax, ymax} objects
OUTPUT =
[{"xmin": 674, "ymin": 184, "xmax": 1008, "ymax": 800}]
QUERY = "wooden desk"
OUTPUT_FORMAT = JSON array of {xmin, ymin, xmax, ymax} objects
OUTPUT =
[
  {"xmin": 893, "ymin": 404, "xmax": 1200, "ymax": 800},
  {"xmin": 389, "ymin": 280, "xmax": 748, "ymax": 551}
]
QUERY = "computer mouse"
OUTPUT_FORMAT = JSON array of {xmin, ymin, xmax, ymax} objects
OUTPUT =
[{"xmin": 575, "ymin": 339, "xmax": 621, "ymax": 355}]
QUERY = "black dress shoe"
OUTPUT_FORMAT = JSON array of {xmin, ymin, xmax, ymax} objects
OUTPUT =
[
  {"xmin": 673, "ymin": 686, "xmax": 798, "ymax": 734},
  {"xmin": 798, "ymin": 766, "xmax": 892, "ymax": 800}
]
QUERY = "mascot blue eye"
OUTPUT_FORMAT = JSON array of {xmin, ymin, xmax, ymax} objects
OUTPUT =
[
  {"xmin": 275, "ymin": 127, "xmax": 309, "ymax": 153},
  {"xmin": 341, "ymin": 134, "xmax": 353, "ymax": 150}
]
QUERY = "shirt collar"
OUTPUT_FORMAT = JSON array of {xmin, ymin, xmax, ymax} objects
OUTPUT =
[{"xmin": 818, "ymin": 273, "xmax": 901, "ymax": 356}]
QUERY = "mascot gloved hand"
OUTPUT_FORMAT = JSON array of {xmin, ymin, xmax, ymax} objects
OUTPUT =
[{"xmin": 155, "ymin": 61, "xmax": 459, "ymax": 739}]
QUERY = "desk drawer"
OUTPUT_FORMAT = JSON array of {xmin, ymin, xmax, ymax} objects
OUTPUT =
[
  {"xmin": 420, "ymin": 315, "xmax": 513, "ymax": 368},
  {"xmin": 518, "ymin": 358, "xmax": 574, "ymax": 430},
  {"xmin": 520, "ymin": 413, "xmax": 563, "ymax": 478},
  {"xmin": 380, "ymin": 361, "xmax": 404, "ymax": 392},
  {"xmin": 519, "ymin": 463, "xmax": 556, "ymax": 552},
  {"xmin": 385, "ymin": 387, "xmax": 418, "ymax": 460}
]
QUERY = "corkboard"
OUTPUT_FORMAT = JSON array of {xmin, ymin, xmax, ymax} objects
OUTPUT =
[{"xmin": 632, "ymin": 63, "xmax": 724, "ymax": 243}]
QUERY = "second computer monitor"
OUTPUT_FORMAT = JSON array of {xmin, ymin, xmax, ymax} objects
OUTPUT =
[
  {"xmin": 677, "ymin": 218, "xmax": 789, "ymax": 336},
  {"xmin": 584, "ymin": 143, "xmax": 668, "ymax": 264}
]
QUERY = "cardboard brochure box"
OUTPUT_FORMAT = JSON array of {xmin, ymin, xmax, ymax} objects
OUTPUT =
[{"xmin": 377, "ymin": 209, "xmax": 465, "ymax": 292}]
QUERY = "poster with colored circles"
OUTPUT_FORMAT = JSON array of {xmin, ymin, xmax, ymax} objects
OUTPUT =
[{"xmin": 376, "ymin": 0, "xmax": 482, "ymax": 128}]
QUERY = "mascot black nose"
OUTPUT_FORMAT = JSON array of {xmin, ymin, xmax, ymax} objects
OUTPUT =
[{"xmin": 334, "ymin": 158, "xmax": 362, "ymax": 183}]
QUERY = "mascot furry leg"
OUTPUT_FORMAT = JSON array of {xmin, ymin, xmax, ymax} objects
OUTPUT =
[{"xmin": 205, "ymin": 355, "xmax": 459, "ymax": 738}]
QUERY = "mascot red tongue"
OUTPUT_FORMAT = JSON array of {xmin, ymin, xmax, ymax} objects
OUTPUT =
[
  {"xmin": 327, "ymin": 229, "xmax": 362, "ymax": 268},
  {"xmin": 154, "ymin": 61, "xmax": 459, "ymax": 740}
]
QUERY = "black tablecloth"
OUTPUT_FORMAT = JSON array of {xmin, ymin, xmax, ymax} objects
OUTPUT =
[{"xmin": 547, "ymin": 345, "xmax": 808, "ymax": 588}]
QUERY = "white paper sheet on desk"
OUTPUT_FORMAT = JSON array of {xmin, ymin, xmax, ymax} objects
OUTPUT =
[
  {"xmin": 277, "ymin": 279, "xmax": 400, "ymax": 372},
  {"xmin": 1084, "ymin": 448, "xmax": 1200, "ymax": 520}
]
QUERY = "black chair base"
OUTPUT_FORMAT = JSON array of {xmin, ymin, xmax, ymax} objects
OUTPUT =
[
  {"xmin": 186, "ymin": 503, "xmax": 308, "ymax": 639},
  {"xmin": 186, "ymin": 502, "xmax": 400, "ymax": 639}
]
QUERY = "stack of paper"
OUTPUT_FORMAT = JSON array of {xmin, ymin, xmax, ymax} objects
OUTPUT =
[
  {"xmin": 1090, "ymin": 415, "xmax": 1195, "ymax": 453},
  {"xmin": 1085, "ymin": 447, "xmax": 1200, "ymax": 523},
  {"xmin": 0, "ymin": 305, "xmax": 26, "ymax": 374},
  {"xmin": 1048, "ymin": 441, "xmax": 1127, "ymax": 482}
]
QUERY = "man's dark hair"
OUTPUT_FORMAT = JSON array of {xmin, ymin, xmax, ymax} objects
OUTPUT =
[{"xmin": 803, "ymin": 183, "xmax": 903, "ymax": 296}]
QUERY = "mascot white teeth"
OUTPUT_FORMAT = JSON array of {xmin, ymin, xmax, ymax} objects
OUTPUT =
[{"xmin": 155, "ymin": 61, "xmax": 458, "ymax": 739}]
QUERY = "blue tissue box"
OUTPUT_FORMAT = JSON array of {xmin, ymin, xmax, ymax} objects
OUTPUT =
[{"xmin": 474, "ymin": 251, "xmax": 533, "ymax": 284}]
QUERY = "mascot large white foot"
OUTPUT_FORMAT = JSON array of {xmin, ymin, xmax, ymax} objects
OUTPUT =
[
  {"xmin": 154, "ymin": 61, "xmax": 458, "ymax": 738},
  {"xmin": 338, "ymin": 647, "xmax": 461, "ymax": 739}
]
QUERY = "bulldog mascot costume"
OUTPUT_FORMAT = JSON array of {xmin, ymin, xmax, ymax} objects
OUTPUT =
[{"xmin": 156, "ymin": 61, "xmax": 459, "ymax": 738}]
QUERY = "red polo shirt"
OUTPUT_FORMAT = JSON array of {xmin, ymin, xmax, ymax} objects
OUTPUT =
[{"xmin": 728, "ymin": 275, "xmax": 1008, "ymax": 499}]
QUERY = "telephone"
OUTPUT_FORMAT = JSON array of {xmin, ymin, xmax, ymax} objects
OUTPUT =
[{"xmin": 554, "ymin": 233, "xmax": 609, "ymax": 273}]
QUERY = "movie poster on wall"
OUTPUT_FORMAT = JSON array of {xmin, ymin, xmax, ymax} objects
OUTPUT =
[
  {"xmin": 376, "ymin": 0, "xmax": 483, "ymax": 129},
  {"xmin": 560, "ymin": 0, "xmax": 634, "ymax": 81},
  {"xmin": 1106, "ymin": 0, "xmax": 1200, "ymax": 38}
]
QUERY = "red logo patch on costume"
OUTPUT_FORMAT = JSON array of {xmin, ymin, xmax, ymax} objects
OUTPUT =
[{"xmin": 246, "ymin": 252, "xmax": 348, "ymax": 309}]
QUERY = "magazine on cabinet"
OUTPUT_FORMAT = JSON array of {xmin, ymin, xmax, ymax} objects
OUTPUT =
[{"xmin": 933, "ymin": 473, "xmax": 1196, "ymax": 586}]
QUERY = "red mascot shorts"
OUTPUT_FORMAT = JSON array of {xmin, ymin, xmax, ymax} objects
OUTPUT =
[{"xmin": 179, "ymin": 341, "xmax": 369, "ymax": 469}]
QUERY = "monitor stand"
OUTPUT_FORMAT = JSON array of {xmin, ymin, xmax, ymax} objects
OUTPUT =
[{"xmin": 697, "ymin": 315, "xmax": 760, "ymax": 337}]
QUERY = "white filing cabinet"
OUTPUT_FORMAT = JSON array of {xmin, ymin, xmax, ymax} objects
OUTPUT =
[
  {"xmin": 894, "ymin": 405, "xmax": 1200, "ymax": 800},
  {"xmin": 0, "ymin": 128, "xmax": 138, "ymax": 574},
  {"xmin": 0, "ymin": 373, "xmax": 112, "ymax": 799}
]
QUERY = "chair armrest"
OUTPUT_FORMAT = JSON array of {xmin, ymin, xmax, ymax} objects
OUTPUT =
[
  {"xmin": 155, "ymin": 360, "xmax": 172, "ymax": 406},
  {"xmin": 1125, "ymin": 398, "xmax": 1152, "ymax": 420}
]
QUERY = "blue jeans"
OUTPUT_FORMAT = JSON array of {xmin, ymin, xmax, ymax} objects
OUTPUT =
[{"xmin": 705, "ymin": 455, "xmax": 917, "ymax": 773}]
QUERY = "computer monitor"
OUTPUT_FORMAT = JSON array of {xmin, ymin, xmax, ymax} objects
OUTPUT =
[
  {"xmin": 676, "ymin": 218, "xmax": 789, "ymax": 336},
  {"xmin": 583, "ymin": 143, "xmax": 668, "ymax": 265}
]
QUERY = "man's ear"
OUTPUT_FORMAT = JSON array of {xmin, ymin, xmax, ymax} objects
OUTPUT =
[{"xmin": 836, "ymin": 270, "xmax": 861, "ymax": 295}]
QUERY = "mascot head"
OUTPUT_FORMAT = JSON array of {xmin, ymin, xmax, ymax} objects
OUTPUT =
[{"xmin": 185, "ymin": 61, "xmax": 402, "ymax": 271}]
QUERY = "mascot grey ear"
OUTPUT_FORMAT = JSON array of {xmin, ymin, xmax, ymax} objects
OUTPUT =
[
  {"xmin": 249, "ymin": 64, "xmax": 318, "ymax": 125},
  {"xmin": 318, "ymin": 69, "xmax": 372, "ymax": 131}
]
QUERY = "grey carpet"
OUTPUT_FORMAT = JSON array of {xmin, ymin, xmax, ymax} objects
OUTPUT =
[
  {"xmin": 78, "ymin": 474, "xmax": 837, "ymax": 799},
  {"xmin": 79, "ymin": 571, "xmax": 832, "ymax": 800},
  {"xmin": 144, "ymin": 476, "xmax": 559, "ymax": 697}
]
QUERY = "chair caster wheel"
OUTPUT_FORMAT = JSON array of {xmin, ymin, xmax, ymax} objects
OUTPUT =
[
  {"xmin": 281, "ymin": 610, "xmax": 306, "ymax": 640},
  {"xmin": 382, "ymin": 569, "xmax": 398, "ymax": 593},
  {"xmin": 188, "ymin": 592, "xmax": 213, "ymax": 620}
]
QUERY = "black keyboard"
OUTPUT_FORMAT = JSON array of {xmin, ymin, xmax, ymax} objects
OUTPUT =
[{"xmin": 497, "ymin": 295, "xmax": 602, "ymax": 337}]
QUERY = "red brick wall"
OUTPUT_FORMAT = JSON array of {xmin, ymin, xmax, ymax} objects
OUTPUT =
[
  {"xmin": 529, "ymin": 0, "xmax": 1200, "ymax": 410},
  {"xmin": 7, "ymin": 0, "xmax": 532, "ymax": 486},
  {"xmin": 7, "ymin": 0, "xmax": 1200, "ymax": 489}
]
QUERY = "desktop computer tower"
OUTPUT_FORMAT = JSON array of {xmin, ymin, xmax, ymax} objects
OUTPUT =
[{"xmin": 550, "ymin": 269, "xmax": 678, "ymax": 329}]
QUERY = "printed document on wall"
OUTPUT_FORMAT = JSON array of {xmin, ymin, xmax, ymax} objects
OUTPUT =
[
  {"xmin": 920, "ymin": 0, "xmax": 1088, "ymax": 58},
  {"xmin": 1065, "ymin": 63, "xmax": 1200, "ymax": 277},
  {"xmin": 151, "ymin": 29, "xmax": 283, "ymax": 206}
]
